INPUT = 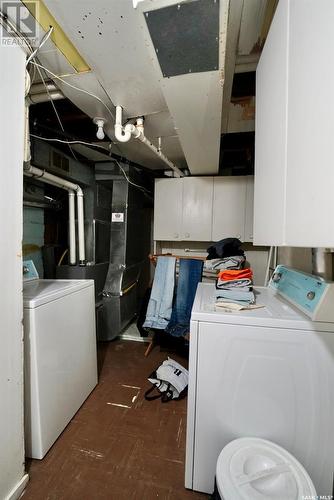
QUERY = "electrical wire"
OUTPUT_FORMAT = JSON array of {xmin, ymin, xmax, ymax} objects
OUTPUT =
[
  {"xmin": 30, "ymin": 61, "xmax": 116, "ymax": 122},
  {"xmin": 33, "ymin": 63, "xmax": 78, "ymax": 160},
  {"xmin": 26, "ymin": 26, "xmax": 54, "ymax": 66},
  {"xmin": 57, "ymin": 249, "xmax": 68, "ymax": 266},
  {"xmin": 0, "ymin": 13, "xmax": 78, "ymax": 161},
  {"xmin": 114, "ymin": 160, "xmax": 150, "ymax": 194},
  {"xmin": 30, "ymin": 133, "xmax": 111, "ymax": 152}
]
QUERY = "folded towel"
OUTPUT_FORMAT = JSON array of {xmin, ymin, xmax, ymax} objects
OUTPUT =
[
  {"xmin": 218, "ymin": 268, "xmax": 253, "ymax": 281},
  {"xmin": 215, "ymin": 301, "xmax": 265, "ymax": 311},
  {"xmin": 204, "ymin": 255, "xmax": 245, "ymax": 271},
  {"xmin": 215, "ymin": 288, "xmax": 255, "ymax": 304},
  {"xmin": 216, "ymin": 278, "xmax": 252, "ymax": 290}
]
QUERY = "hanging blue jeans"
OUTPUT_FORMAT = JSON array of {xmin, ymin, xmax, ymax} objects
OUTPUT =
[
  {"xmin": 143, "ymin": 256, "xmax": 176, "ymax": 330},
  {"xmin": 166, "ymin": 259, "xmax": 203, "ymax": 337}
]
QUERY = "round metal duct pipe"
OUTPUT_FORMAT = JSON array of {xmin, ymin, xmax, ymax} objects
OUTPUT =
[{"xmin": 27, "ymin": 91, "xmax": 64, "ymax": 104}]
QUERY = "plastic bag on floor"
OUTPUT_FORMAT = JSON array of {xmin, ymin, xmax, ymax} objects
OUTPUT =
[{"xmin": 145, "ymin": 358, "xmax": 188, "ymax": 402}]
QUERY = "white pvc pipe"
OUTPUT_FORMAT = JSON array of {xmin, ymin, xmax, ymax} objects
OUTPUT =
[
  {"xmin": 68, "ymin": 192, "xmax": 76, "ymax": 265},
  {"xmin": 114, "ymin": 106, "xmax": 183, "ymax": 177},
  {"xmin": 76, "ymin": 191, "xmax": 85, "ymax": 264},
  {"xmin": 23, "ymin": 164, "xmax": 86, "ymax": 265},
  {"xmin": 114, "ymin": 105, "xmax": 131, "ymax": 142}
]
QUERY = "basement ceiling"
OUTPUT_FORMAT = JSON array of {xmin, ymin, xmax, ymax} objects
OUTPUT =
[{"xmin": 19, "ymin": 0, "xmax": 277, "ymax": 174}]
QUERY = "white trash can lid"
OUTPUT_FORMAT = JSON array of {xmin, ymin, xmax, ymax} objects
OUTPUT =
[{"xmin": 216, "ymin": 438, "xmax": 317, "ymax": 500}]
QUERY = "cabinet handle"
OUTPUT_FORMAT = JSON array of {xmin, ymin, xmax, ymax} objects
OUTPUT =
[
  {"xmin": 174, "ymin": 233, "xmax": 179, "ymax": 239},
  {"xmin": 236, "ymin": 234, "xmax": 241, "ymax": 239},
  {"xmin": 185, "ymin": 233, "xmax": 190, "ymax": 238}
]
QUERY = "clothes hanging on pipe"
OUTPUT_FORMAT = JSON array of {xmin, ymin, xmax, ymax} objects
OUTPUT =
[
  {"xmin": 143, "ymin": 256, "xmax": 176, "ymax": 330},
  {"xmin": 166, "ymin": 258, "xmax": 203, "ymax": 338}
]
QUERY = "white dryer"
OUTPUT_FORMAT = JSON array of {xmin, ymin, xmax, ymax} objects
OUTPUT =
[
  {"xmin": 185, "ymin": 282, "xmax": 334, "ymax": 497},
  {"xmin": 23, "ymin": 272, "xmax": 98, "ymax": 459}
]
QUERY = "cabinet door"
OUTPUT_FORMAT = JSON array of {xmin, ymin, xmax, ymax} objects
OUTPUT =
[
  {"xmin": 154, "ymin": 178, "xmax": 183, "ymax": 240},
  {"xmin": 284, "ymin": 0, "xmax": 334, "ymax": 246},
  {"xmin": 182, "ymin": 177, "xmax": 213, "ymax": 241},
  {"xmin": 212, "ymin": 177, "xmax": 246, "ymax": 241},
  {"xmin": 244, "ymin": 176, "xmax": 254, "ymax": 242},
  {"xmin": 254, "ymin": 0, "xmax": 289, "ymax": 245}
]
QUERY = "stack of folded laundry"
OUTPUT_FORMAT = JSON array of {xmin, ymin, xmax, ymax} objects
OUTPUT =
[
  {"xmin": 203, "ymin": 255, "xmax": 246, "ymax": 282},
  {"xmin": 215, "ymin": 267, "xmax": 255, "ymax": 305}
]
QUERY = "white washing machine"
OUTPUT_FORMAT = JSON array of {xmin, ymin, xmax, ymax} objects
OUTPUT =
[
  {"xmin": 23, "ymin": 268, "xmax": 98, "ymax": 459},
  {"xmin": 185, "ymin": 278, "xmax": 334, "ymax": 497}
]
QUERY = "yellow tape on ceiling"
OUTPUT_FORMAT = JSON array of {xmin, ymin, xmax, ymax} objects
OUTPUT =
[{"xmin": 22, "ymin": 0, "xmax": 90, "ymax": 73}]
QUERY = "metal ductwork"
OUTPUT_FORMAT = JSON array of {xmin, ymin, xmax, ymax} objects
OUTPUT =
[
  {"xmin": 312, "ymin": 248, "xmax": 333, "ymax": 281},
  {"xmin": 96, "ymin": 162, "xmax": 152, "ymax": 341}
]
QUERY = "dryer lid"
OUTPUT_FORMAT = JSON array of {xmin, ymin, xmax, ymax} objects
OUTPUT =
[{"xmin": 216, "ymin": 438, "xmax": 316, "ymax": 500}]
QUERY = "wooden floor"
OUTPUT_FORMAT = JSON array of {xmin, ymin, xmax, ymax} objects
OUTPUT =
[{"xmin": 22, "ymin": 340, "xmax": 209, "ymax": 500}]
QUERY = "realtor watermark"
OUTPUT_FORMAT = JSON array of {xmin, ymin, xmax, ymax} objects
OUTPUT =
[
  {"xmin": 302, "ymin": 496, "xmax": 334, "ymax": 500},
  {"xmin": 0, "ymin": 0, "xmax": 40, "ymax": 46}
]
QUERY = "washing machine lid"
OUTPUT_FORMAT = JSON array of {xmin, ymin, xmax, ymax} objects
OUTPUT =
[
  {"xmin": 23, "ymin": 279, "xmax": 94, "ymax": 308},
  {"xmin": 216, "ymin": 438, "xmax": 316, "ymax": 500}
]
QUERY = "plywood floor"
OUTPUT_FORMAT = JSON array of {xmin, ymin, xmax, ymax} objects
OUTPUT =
[{"xmin": 22, "ymin": 340, "xmax": 209, "ymax": 500}]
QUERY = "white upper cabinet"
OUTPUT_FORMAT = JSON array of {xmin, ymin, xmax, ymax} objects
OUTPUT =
[
  {"xmin": 212, "ymin": 177, "xmax": 246, "ymax": 241},
  {"xmin": 154, "ymin": 176, "xmax": 254, "ymax": 243},
  {"xmin": 254, "ymin": 0, "xmax": 334, "ymax": 247},
  {"xmin": 182, "ymin": 178, "xmax": 213, "ymax": 241},
  {"xmin": 154, "ymin": 178, "xmax": 183, "ymax": 240}
]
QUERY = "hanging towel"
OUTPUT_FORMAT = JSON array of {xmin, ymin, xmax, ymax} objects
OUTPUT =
[
  {"xmin": 166, "ymin": 258, "xmax": 203, "ymax": 338},
  {"xmin": 143, "ymin": 256, "xmax": 176, "ymax": 330}
]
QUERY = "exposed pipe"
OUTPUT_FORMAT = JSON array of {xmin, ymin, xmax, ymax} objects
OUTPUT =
[
  {"xmin": 23, "ymin": 163, "xmax": 86, "ymax": 266},
  {"xmin": 23, "ymin": 87, "xmax": 82, "ymax": 265},
  {"xmin": 114, "ymin": 106, "xmax": 184, "ymax": 177},
  {"xmin": 114, "ymin": 106, "xmax": 132, "ymax": 142},
  {"xmin": 27, "ymin": 91, "xmax": 64, "ymax": 105},
  {"xmin": 29, "ymin": 81, "xmax": 58, "ymax": 94},
  {"xmin": 68, "ymin": 192, "xmax": 76, "ymax": 265},
  {"xmin": 76, "ymin": 190, "xmax": 85, "ymax": 265}
]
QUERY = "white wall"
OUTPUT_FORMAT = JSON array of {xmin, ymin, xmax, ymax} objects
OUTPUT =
[{"xmin": 0, "ymin": 46, "xmax": 28, "ymax": 499}]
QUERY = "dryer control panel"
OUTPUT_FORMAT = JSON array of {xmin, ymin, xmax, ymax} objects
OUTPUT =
[{"xmin": 269, "ymin": 265, "xmax": 334, "ymax": 322}]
